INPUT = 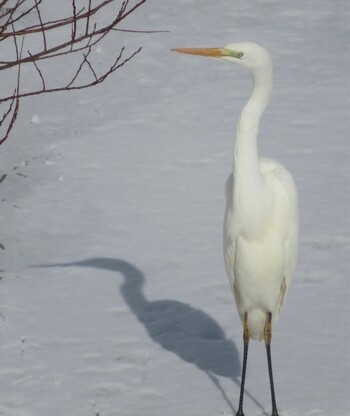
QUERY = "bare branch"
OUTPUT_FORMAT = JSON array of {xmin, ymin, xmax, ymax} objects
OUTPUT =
[
  {"xmin": 0, "ymin": 93, "xmax": 19, "ymax": 145},
  {"xmin": 0, "ymin": 47, "xmax": 142, "ymax": 103},
  {"xmin": 71, "ymin": 0, "xmax": 77, "ymax": 48},
  {"xmin": 28, "ymin": 51, "xmax": 46, "ymax": 91},
  {"xmin": 83, "ymin": 49, "xmax": 98, "ymax": 82},
  {"xmin": 1, "ymin": 0, "xmax": 113, "ymax": 39},
  {"xmin": 0, "ymin": 23, "xmax": 23, "ymax": 145},
  {"xmin": 2, "ymin": 0, "xmax": 41, "ymax": 34},
  {"xmin": 116, "ymin": 0, "xmax": 148, "ymax": 25},
  {"xmin": 66, "ymin": 47, "xmax": 93, "ymax": 88},
  {"xmin": 113, "ymin": 28, "xmax": 169, "ymax": 34},
  {"xmin": 0, "ymin": 0, "xmax": 155, "ymax": 145},
  {"xmin": 34, "ymin": 0, "xmax": 47, "ymax": 51},
  {"xmin": 86, "ymin": 0, "xmax": 92, "ymax": 36},
  {"xmin": 0, "ymin": 0, "xmax": 149, "ymax": 70},
  {"xmin": 0, "ymin": 0, "xmax": 11, "ymax": 9},
  {"xmin": 0, "ymin": 95, "xmax": 16, "ymax": 126}
]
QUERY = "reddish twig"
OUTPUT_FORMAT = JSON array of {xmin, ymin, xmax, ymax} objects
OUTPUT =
[
  {"xmin": 0, "ymin": 0, "xmax": 148, "ymax": 70},
  {"xmin": 0, "ymin": 93, "xmax": 19, "ymax": 145},
  {"xmin": 0, "ymin": 47, "xmax": 142, "ymax": 103},
  {"xmin": 1, "ymin": 0, "xmax": 113, "ymax": 38},
  {"xmin": 34, "ymin": 0, "xmax": 47, "ymax": 51},
  {"xmin": 0, "ymin": 22, "xmax": 23, "ymax": 145},
  {"xmin": 28, "ymin": 51, "xmax": 46, "ymax": 91},
  {"xmin": 0, "ymin": 0, "xmax": 154, "ymax": 145},
  {"xmin": 86, "ymin": 0, "xmax": 92, "ymax": 36},
  {"xmin": 113, "ymin": 28, "xmax": 169, "ymax": 34},
  {"xmin": 71, "ymin": 0, "xmax": 77, "ymax": 48}
]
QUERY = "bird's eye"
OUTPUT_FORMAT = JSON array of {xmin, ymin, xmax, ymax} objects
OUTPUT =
[{"xmin": 236, "ymin": 52, "xmax": 244, "ymax": 59}]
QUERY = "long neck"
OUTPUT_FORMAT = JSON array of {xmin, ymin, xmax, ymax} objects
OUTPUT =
[{"xmin": 232, "ymin": 67, "xmax": 273, "ymax": 234}]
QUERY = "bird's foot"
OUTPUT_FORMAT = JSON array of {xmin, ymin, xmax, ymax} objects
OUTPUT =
[
  {"xmin": 235, "ymin": 409, "xmax": 245, "ymax": 416},
  {"xmin": 271, "ymin": 409, "xmax": 279, "ymax": 416}
]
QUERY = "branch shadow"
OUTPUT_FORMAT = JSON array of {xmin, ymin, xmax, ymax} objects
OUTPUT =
[{"xmin": 35, "ymin": 257, "xmax": 263, "ymax": 414}]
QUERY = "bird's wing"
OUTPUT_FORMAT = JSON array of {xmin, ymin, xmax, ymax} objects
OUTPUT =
[
  {"xmin": 277, "ymin": 199, "xmax": 298, "ymax": 314},
  {"xmin": 260, "ymin": 158, "xmax": 299, "ymax": 305},
  {"xmin": 224, "ymin": 236, "xmax": 241, "ymax": 315},
  {"xmin": 283, "ymin": 202, "xmax": 299, "ymax": 290},
  {"xmin": 223, "ymin": 173, "xmax": 238, "ymax": 294},
  {"xmin": 275, "ymin": 163, "xmax": 299, "ymax": 291}
]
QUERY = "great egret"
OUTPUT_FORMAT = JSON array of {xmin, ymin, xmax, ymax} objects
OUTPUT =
[{"xmin": 172, "ymin": 43, "xmax": 299, "ymax": 416}]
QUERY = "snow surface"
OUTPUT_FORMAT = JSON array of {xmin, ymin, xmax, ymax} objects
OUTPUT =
[{"xmin": 1, "ymin": 1, "xmax": 349, "ymax": 415}]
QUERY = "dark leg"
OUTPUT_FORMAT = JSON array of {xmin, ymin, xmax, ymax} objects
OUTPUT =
[
  {"xmin": 236, "ymin": 313, "xmax": 250, "ymax": 416},
  {"xmin": 265, "ymin": 312, "xmax": 279, "ymax": 416}
]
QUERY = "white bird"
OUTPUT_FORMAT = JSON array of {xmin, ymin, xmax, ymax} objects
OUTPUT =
[{"xmin": 172, "ymin": 43, "xmax": 299, "ymax": 416}]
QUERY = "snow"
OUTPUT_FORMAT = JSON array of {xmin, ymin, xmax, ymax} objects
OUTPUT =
[
  {"xmin": 29, "ymin": 116, "xmax": 40, "ymax": 125},
  {"xmin": 1, "ymin": 1, "xmax": 349, "ymax": 415}
]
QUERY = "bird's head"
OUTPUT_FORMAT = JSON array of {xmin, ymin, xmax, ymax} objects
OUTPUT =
[{"xmin": 172, "ymin": 42, "xmax": 272, "ymax": 75}]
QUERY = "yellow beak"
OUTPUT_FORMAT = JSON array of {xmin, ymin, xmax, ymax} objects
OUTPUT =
[{"xmin": 171, "ymin": 47, "xmax": 231, "ymax": 58}]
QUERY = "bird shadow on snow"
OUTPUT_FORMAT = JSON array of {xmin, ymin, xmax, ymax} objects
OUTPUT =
[{"xmin": 34, "ymin": 257, "xmax": 264, "ymax": 414}]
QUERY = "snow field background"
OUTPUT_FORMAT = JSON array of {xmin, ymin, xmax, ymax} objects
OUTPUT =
[{"xmin": 0, "ymin": 1, "xmax": 349, "ymax": 415}]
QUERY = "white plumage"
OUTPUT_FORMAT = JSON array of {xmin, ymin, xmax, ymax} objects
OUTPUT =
[
  {"xmin": 173, "ymin": 42, "xmax": 299, "ymax": 416},
  {"xmin": 224, "ymin": 157, "xmax": 298, "ymax": 340}
]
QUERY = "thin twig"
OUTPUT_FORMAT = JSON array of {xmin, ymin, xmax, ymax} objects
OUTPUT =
[
  {"xmin": 0, "ymin": 92, "xmax": 19, "ymax": 145},
  {"xmin": 83, "ymin": 50, "xmax": 98, "ymax": 82},
  {"xmin": 0, "ymin": 47, "xmax": 142, "ymax": 103},
  {"xmin": 0, "ymin": 0, "xmax": 11, "ymax": 9},
  {"xmin": 115, "ymin": 0, "xmax": 148, "ymax": 24},
  {"xmin": 0, "ymin": 0, "xmax": 139, "ymax": 69},
  {"xmin": 117, "ymin": 0, "xmax": 129, "ymax": 21},
  {"xmin": 0, "ymin": 0, "xmax": 114, "ymax": 38},
  {"xmin": 0, "ymin": 96, "xmax": 15, "ymax": 126},
  {"xmin": 3, "ymin": 0, "xmax": 41, "ymax": 32},
  {"xmin": 0, "ymin": 24, "xmax": 23, "ymax": 145},
  {"xmin": 0, "ymin": 0, "xmax": 148, "ymax": 50},
  {"xmin": 66, "ymin": 46, "xmax": 95, "ymax": 88},
  {"xmin": 34, "ymin": 0, "xmax": 47, "ymax": 51},
  {"xmin": 71, "ymin": 0, "xmax": 77, "ymax": 50},
  {"xmin": 0, "ymin": 0, "xmax": 152, "ymax": 144},
  {"xmin": 113, "ymin": 28, "xmax": 169, "ymax": 34},
  {"xmin": 86, "ymin": 0, "xmax": 92, "ymax": 36},
  {"xmin": 28, "ymin": 51, "xmax": 45, "ymax": 91}
]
